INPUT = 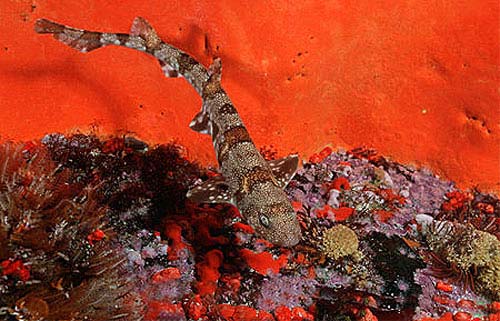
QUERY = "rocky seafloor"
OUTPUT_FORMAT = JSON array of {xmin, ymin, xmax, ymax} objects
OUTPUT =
[{"xmin": 0, "ymin": 134, "xmax": 498, "ymax": 321}]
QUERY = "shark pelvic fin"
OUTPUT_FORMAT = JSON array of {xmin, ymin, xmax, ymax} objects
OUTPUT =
[
  {"xmin": 267, "ymin": 154, "xmax": 300, "ymax": 188},
  {"xmin": 187, "ymin": 176, "xmax": 233, "ymax": 204}
]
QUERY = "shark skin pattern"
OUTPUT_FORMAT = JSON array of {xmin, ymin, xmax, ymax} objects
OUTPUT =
[{"xmin": 35, "ymin": 17, "xmax": 302, "ymax": 247}]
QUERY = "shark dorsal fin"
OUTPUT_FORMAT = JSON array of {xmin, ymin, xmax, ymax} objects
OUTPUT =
[
  {"xmin": 187, "ymin": 176, "xmax": 233, "ymax": 204},
  {"xmin": 267, "ymin": 154, "xmax": 300, "ymax": 189},
  {"xmin": 130, "ymin": 17, "xmax": 161, "ymax": 48}
]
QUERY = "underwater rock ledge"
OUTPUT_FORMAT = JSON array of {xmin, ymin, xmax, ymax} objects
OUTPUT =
[{"xmin": 0, "ymin": 134, "xmax": 498, "ymax": 321}]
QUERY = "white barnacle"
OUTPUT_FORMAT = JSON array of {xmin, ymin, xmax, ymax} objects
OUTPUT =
[{"xmin": 208, "ymin": 196, "xmax": 215, "ymax": 201}]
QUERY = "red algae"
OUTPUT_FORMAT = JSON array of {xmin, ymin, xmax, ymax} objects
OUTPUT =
[
  {"xmin": 452, "ymin": 312, "xmax": 472, "ymax": 321},
  {"xmin": 217, "ymin": 304, "xmax": 275, "ymax": 321},
  {"xmin": 309, "ymin": 147, "xmax": 333, "ymax": 164},
  {"xmin": 232, "ymin": 222, "xmax": 255, "ymax": 234},
  {"xmin": 196, "ymin": 249, "xmax": 224, "ymax": 295},
  {"xmin": 0, "ymin": 259, "xmax": 30, "ymax": 282},
  {"xmin": 329, "ymin": 177, "xmax": 351, "ymax": 191},
  {"xmin": 417, "ymin": 312, "xmax": 454, "ymax": 321},
  {"xmin": 87, "ymin": 228, "xmax": 106, "ymax": 245},
  {"xmin": 315, "ymin": 205, "xmax": 355, "ymax": 221},
  {"xmin": 436, "ymin": 281, "xmax": 453, "ymax": 293},
  {"xmin": 239, "ymin": 249, "xmax": 288, "ymax": 276},
  {"xmin": 274, "ymin": 306, "xmax": 314, "ymax": 321},
  {"xmin": 184, "ymin": 295, "xmax": 207, "ymax": 320},
  {"xmin": 163, "ymin": 222, "xmax": 190, "ymax": 260},
  {"xmin": 152, "ymin": 267, "xmax": 182, "ymax": 283}
]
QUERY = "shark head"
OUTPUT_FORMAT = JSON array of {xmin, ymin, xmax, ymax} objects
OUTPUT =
[{"xmin": 244, "ymin": 200, "xmax": 302, "ymax": 247}]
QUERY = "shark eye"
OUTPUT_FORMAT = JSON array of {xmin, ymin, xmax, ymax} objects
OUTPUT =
[{"xmin": 259, "ymin": 214, "xmax": 270, "ymax": 228}]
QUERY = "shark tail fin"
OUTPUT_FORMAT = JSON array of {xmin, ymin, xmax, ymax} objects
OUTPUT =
[{"xmin": 35, "ymin": 19, "xmax": 107, "ymax": 53}]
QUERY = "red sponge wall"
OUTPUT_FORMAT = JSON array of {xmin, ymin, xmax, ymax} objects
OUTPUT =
[{"xmin": 0, "ymin": 0, "xmax": 498, "ymax": 193}]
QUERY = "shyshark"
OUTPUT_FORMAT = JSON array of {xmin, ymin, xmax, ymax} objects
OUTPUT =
[{"xmin": 35, "ymin": 17, "xmax": 302, "ymax": 247}]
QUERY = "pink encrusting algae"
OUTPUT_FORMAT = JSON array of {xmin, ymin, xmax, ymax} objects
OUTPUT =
[{"xmin": 0, "ymin": 133, "xmax": 498, "ymax": 320}]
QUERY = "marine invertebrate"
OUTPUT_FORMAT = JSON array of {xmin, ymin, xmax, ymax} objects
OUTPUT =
[
  {"xmin": 256, "ymin": 274, "xmax": 317, "ymax": 312},
  {"xmin": 436, "ymin": 190, "xmax": 499, "ymax": 239},
  {"xmin": 0, "ymin": 142, "xmax": 144, "ymax": 320},
  {"xmin": 477, "ymin": 256, "xmax": 500, "ymax": 300},
  {"xmin": 1, "ymin": 128, "xmax": 497, "ymax": 319},
  {"xmin": 425, "ymin": 221, "xmax": 500, "ymax": 298},
  {"xmin": 320, "ymin": 224, "xmax": 359, "ymax": 260}
]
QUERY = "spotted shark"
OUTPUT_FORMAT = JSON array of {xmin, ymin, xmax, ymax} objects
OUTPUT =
[{"xmin": 35, "ymin": 17, "xmax": 302, "ymax": 246}]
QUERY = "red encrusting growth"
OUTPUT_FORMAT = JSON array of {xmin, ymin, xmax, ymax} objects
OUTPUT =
[
  {"xmin": 239, "ymin": 249, "xmax": 289, "ymax": 275},
  {"xmin": 273, "ymin": 306, "xmax": 315, "ymax": 321},
  {"xmin": 217, "ymin": 304, "xmax": 275, "ymax": 321},
  {"xmin": 87, "ymin": 228, "xmax": 106, "ymax": 245},
  {"xmin": 164, "ymin": 222, "xmax": 190, "ymax": 260},
  {"xmin": 184, "ymin": 295, "xmax": 207, "ymax": 320},
  {"xmin": 377, "ymin": 188, "xmax": 406, "ymax": 207},
  {"xmin": 309, "ymin": 147, "xmax": 333, "ymax": 164},
  {"xmin": 196, "ymin": 249, "xmax": 224, "ymax": 296},
  {"xmin": 0, "ymin": 259, "xmax": 30, "ymax": 282},
  {"xmin": 374, "ymin": 210, "xmax": 394, "ymax": 223},
  {"xmin": 152, "ymin": 267, "xmax": 182, "ymax": 283},
  {"xmin": 315, "ymin": 205, "xmax": 355, "ymax": 221},
  {"xmin": 436, "ymin": 281, "xmax": 453, "ymax": 292},
  {"xmin": 329, "ymin": 177, "xmax": 351, "ymax": 191},
  {"xmin": 145, "ymin": 301, "xmax": 185, "ymax": 320},
  {"xmin": 232, "ymin": 222, "xmax": 255, "ymax": 234},
  {"xmin": 441, "ymin": 191, "xmax": 474, "ymax": 212}
]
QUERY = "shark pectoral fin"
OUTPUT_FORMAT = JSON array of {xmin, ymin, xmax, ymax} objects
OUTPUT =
[
  {"xmin": 189, "ymin": 110, "xmax": 210, "ymax": 134},
  {"xmin": 187, "ymin": 176, "xmax": 233, "ymax": 204},
  {"xmin": 268, "ymin": 154, "xmax": 300, "ymax": 188}
]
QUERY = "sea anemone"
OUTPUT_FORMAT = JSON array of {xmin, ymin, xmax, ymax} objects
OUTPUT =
[{"xmin": 426, "ymin": 221, "xmax": 500, "ymax": 298}]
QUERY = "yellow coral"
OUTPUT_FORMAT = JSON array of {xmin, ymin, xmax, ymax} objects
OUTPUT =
[{"xmin": 321, "ymin": 224, "xmax": 359, "ymax": 260}]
